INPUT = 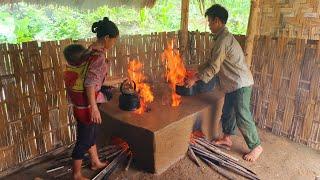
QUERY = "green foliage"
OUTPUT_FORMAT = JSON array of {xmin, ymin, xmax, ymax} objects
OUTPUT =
[{"xmin": 0, "ymin": 0, "xmax": 250, "ymax": 44}]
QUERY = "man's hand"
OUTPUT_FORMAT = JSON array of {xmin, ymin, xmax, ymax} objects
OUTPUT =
[
  {"xmin": 185, "ymin": 75, "xmax": 200, "ymax": 88},
  {"xmin": 90, "ymin": 104, "xmax": 102, "ymax": 124}
]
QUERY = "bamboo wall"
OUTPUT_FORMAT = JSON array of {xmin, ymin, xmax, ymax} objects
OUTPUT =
[
  {"xmin": 0, "ymin": 40, "xmax": 75, "ymax": 175},
  {"xmin": 258, "ymin": 0, "xmax": 320, "ymax": 40},
  {"xmin": 251, "ymin": 36, "xmax": 320, "ymax": 149}
]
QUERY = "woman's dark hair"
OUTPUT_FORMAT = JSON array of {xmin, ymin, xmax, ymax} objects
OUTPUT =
[
  {"xmin": 205, "ymin": 4, "xmax": 228, "ymax": 24},
  {"xmin": 92, "ymin": 17, "xmax": 119, "ymax": 39}
]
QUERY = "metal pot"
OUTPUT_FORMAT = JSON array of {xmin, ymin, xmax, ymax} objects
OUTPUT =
[
  {"xmin": 119, "ymin": 80, "xmax": 140, "ymax": 111},
  {"xmin": 176, "ymin": 76, "xmax": 218, "ymax": 96}
]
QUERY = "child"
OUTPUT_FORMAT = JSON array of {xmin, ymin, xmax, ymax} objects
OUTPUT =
[{"xmin": 63, "ymin": 17, "xmax": 119, "ymax": 180}]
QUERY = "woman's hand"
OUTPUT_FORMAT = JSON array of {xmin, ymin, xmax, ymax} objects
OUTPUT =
[{"xmin": 90, "ymin": 104, "xmax": 102, "ymax": 124}]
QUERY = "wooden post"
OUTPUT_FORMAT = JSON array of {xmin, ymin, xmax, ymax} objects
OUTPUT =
[
  {"xmin": 245, "ymin": 0, "xmax": 260, "ymax": 68},
  {"xmin": 180, "ymin": 0, "xmax": 190, "ymax": 61}
]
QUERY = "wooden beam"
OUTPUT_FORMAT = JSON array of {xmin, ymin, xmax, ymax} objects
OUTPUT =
[
  {"xmin": 180, "ymin": 0, "xmax": 190, "ymax": 60},
  {"xmin": 245, "ymin": 0, "xmax": 261, "ymax": 68}
]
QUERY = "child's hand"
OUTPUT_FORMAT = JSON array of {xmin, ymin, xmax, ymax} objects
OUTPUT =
[{"xmin": 90, "ymin": 105, "xmax": 102, "ymax": 124}]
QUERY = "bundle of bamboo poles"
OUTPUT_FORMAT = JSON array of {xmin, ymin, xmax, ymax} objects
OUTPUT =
[
  {"xmin": 189, "ymin": 133, "xmax": 259, "ymax": 180},
  {"xmin": 46, "ymin": 138, "xmax": 132, "ymax": 179}
]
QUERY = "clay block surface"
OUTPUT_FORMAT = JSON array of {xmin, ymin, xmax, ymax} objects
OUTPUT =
[{"xmin": 99, "ymin": 88, "xmax": 224, "ymax": 174}]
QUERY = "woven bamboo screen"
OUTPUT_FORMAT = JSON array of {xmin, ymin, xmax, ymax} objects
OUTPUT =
[
  {"xmin": 258, "ymin": 0, "xmax": 320, "ymax": 40},
  {"xmin": 251, "ymin": 36, "xmax": 320, "ymax": 150},
  {"xmin": 0, "ymin": 40, "xmax": 76, "ymax": 175}
]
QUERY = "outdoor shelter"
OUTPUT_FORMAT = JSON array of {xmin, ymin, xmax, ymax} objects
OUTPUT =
[{"xmin": 0, "ymin": 0, "xmax": 319, "ymax": 179}]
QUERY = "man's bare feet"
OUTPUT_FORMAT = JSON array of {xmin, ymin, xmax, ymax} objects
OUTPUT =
[
  {"xmin": 91, "ymin": 160, "xmax": 108, "ymax": 170},
  {"xmin": 243, "ymin": 145, "xmax": 263, "ymax": 162},
  {"xmin": 213, "ymin": 135, "xmax": 233, "ymax": 150},
  {"xmin": 73, "ymin": 173, "xmax": 89, "ymax": 180}
]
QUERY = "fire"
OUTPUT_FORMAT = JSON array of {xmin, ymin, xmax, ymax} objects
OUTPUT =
[
  {"xmin": 161, "ymin": 39, "xmax": 187, "ymax": 106},
  {"xmin": 128, "ymin": 59, "xmax": 154, "ymax": 114}
]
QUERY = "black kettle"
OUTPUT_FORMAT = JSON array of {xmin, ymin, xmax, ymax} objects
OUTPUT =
[{"xmin": 119, "ymin": 80, "xmax": 140, "ymax": 111}]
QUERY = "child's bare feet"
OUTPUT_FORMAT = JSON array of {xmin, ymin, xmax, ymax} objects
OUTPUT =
[
  {"xmin": 243, "ymin": 145, "xmax": 263, "ymax": 162},
  {"xmin": 73, "ymin": 172, "xmax": 89, "ymax": 180},
  {"xmin": 214, "ymin": 135, "xmax": 232, "ymax": 149},
  {"xmin": 91, "ymin": 160, "xmax": 108, "ymax": 170}
]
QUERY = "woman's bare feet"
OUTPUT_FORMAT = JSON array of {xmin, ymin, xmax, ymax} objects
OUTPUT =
[
  {"xmin": 88, "ymin": 145, "xmax": 108, "ymax": 170},
  {"xmin": 243, "ymin": 145, "xmax": 263, "ymax": 162},
  {"xmin": 73, "ymin": 159, "xmax": 89, "ymax": 180},
  {"xmin": 213, "ymin": 135, "xmax": 233, "ymax": 150},
  {"xmin": 73, "ymin": 173, "xmax": 89, "ymax": 180},
  {"xmin": 91, "ymin": 160, "xmax": 108, "ymax": 170}
]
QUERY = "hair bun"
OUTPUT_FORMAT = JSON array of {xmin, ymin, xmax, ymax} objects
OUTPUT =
[
  {"xmin": 103, "ymin": 17, "xmax": 110, "ymax": 22},
  {"xmin": 92, "ymin": 21, "xmax": 98, "ymax": 33}
]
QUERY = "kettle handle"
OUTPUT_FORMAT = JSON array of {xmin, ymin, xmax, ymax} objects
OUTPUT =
[{"xmin": 120, "ymin": 79, "xmax": 137, "ymax": 94}]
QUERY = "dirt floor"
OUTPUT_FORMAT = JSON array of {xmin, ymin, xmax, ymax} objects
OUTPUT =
[{"xmin": 5, "ymin": 128, "xmax": 320, "ymax": 180}]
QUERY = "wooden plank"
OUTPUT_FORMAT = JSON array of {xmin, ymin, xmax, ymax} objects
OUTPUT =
[
  {"xmin": 180, "ymin": 0, "xmax": 189, "ymax": 60},
  {"xmin": 245, "ymin": 0, "xmax": 260, "ymax": 67}
]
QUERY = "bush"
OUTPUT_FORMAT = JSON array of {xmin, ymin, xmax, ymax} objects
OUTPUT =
[{"xmin": 0, "ymin": 0, "xmax": 250, "ymax": 44}]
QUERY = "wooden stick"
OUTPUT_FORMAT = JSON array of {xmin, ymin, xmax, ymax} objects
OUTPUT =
[
  {"xmin": 125, "ymin": 152, "xmax": 133, "ymax": 171},
  {"xmin": 196, "ymin": 151, "xmax": 259, "ymax": 180},
  {"xmin": 53, "ymin": 167, "xmax": 73, "ymax": 179},
  {"xmin": 196, "ymin": 138, "xmax": 239, "ymax": 162},
  {"xmin": 104, "ymin": 148, "xmax": 123, "ymax": 160},
  {"xmin": 200, "ymin": 156, "xmax": 236, "ymax": 180},
  {"xmin": 92, "ymin": 149, "xmax": 129, "ymax": 180},
  {"xmin": 191, "ymin": 145, "xmax": 259, "ymax": 179},
  {"xmin": 188, "ymin": 146, "xmax": 201, "ymax": 167},
  {"xmin": 46, "ymin": 166, "xmax": 64, "ymax": 173}
]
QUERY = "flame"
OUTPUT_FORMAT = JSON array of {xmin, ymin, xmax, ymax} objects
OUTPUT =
[
  {"xmin": 161, "ymin": 39, "xmax": 187, "ymax": 106},
  {"xmin": 128, "ymin": 59, "xmax": 154, "ymax": 114}
]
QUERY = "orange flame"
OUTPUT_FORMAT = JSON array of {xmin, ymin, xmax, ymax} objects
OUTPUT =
[
  {"xmin": 128, "ymin": 59, "xmax": 154, "ymax": 114},
  {"xmin": 161, "ymin": 39, "xmax": 187, "ymax": 106}
]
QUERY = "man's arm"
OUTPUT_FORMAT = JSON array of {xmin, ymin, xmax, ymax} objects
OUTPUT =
[{"xmin": 198, "ymin": 41, "xmax": 226, "ymax": 83}]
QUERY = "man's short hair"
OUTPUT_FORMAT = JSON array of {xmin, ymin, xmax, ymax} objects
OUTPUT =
[{"xmin": 205, "ymin": 4, "xmax": 229, "ymax": 24}]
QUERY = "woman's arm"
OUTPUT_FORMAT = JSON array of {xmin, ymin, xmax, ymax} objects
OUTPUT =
[{"xmin": 86, "ymin": 85, "xmax": 102, "ymax": 124}]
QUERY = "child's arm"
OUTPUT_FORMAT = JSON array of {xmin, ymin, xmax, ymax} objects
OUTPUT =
[{"xmin": 86, "ymin": 86, "xmax": 102, "ymax": 124}]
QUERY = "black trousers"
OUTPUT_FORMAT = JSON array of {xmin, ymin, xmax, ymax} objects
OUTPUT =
[{"xmin": 72, "ymin": 121, "xmax": 98, "ymax": 160}]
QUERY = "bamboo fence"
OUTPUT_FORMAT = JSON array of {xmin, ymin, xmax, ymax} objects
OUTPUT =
[
  {"xmin": 258, "ymin": 0, "xmax": 320, "ymax": 40},
  {"xmin": 251, "ymin": 36, "xmax": 320, "ymax": 149},
  {"xmin": 0, "ymin": 31, "xmax": 318, "ymax": 175}
]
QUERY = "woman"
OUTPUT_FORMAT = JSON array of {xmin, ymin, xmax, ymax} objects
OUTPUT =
[{"xmin": 65, "ymin": 17, "xmax": 119, "ymax": 180}]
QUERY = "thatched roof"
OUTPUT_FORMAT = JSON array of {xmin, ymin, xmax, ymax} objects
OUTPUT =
[{"xmin": 0, "ymin": 0, "xmax": 157, "ymax": 9}]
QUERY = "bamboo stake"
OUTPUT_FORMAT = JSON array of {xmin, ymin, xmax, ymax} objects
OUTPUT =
[
  {"xmin": 245, "ymin": 0, "xmax": 261, "ymax": 68},
  {"xmin": 46, "ymin": 166, "xmax": 64, "ymax": 173},
  {"xmin": 180, "ymin": 0, "xmax": 190, "ymax": 60},
  {"xmin": 200, "ymin": 156, "xmax": 236, "ymax": 180},
  {"xmin": 191, "ymin": 144, "xmax": 259, "ymax": 179},
  {"xmin": 125, "ymin": 152, "xmax": 133, "ymax": 171},
  {"xmin": 92, "ymin": 148, "xmax": 129, "ymax": 180},
  {"xmin": 194, "ymin": 148, "xmax": 259, "ymax": 180},
  {"xmin": 196, "ymin": 138, "xmax": 239, "ymax": 162},
  {"xmin": 188, "ymin": 146, "xmax": 201, "ymax": 167}
]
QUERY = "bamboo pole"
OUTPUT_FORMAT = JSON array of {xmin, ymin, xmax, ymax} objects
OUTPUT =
[
  {"xmin": 180, "ymin": 0, "xmax": 190, "ymax": 60},
  {"xmin": 245, "ymin": 0, "xmax": 261, "ymax": 68}
]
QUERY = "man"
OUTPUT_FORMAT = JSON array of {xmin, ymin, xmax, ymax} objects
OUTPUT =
[{"xmin": 185, "ymin": 4, "xmax": 263, "ymax": 162}]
